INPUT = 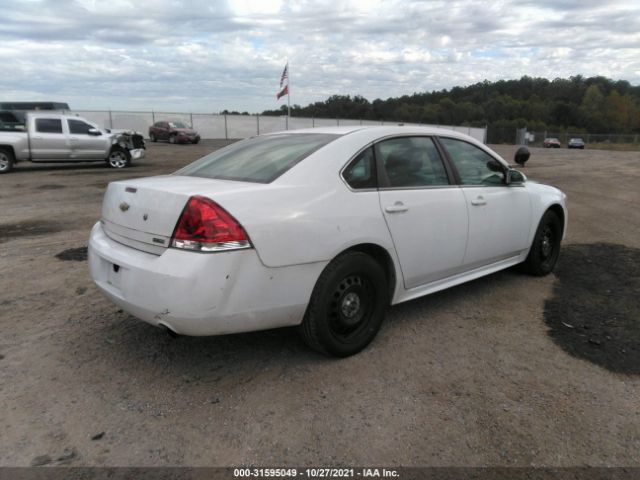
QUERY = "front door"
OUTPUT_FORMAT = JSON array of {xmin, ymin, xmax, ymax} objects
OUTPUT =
[
  {"xmin": 438, "ymin": 137, "xmax": 532, "ymax": 268},
  {"xmin": 376, "ymin": 136, "xmax": 468, "ymax": 289},
  {"xmin": 68, "ymin": 118, "xmax": 107, "ymax": 160}
]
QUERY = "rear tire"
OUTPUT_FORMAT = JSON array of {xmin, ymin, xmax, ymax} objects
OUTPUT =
[
  {"xmin": 106, "ymin": 148, "xmax": 131, "ymax": 169},
  {"xmin": 521, "ymin": 210, "xmax": 562, "ymax": 276},
  {"xmin": 299, "ymin": 252, "xmax": 388, "ymax": 357},
  {"xmin": 0, "ymin": 148, "xmax": 15, "ymax": 174}
]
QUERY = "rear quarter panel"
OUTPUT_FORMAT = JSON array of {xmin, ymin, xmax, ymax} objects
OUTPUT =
[{"xmin": 0, "ymin": 131, "xmax": 30, "ymax": 159}]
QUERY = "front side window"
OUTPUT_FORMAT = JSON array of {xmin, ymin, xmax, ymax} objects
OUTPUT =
[
  {"xmin": 35, "ymin": 118, "xmax": 63, "ymax": 134},
  {"xmin": 68, "ymin": 119, "xmax": 94, "ymax": 134},
  {"xmin": 377, "ymin": 137, "xmax": 449, "ymax": 188},
  {"xmin": 439, "ymin": 137, "xmax": 505, "ymax": 186},
  {"xmin": 343, "ymin": 147, "xmax": 376, "ymax": 189},
  {"xmin": 176, "ymin": 133, "xmax": 339, "ymax": 183}
]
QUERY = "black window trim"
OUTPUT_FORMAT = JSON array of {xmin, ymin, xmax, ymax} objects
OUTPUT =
[
  {"xmin": 339, "ymin": 143, "xmax": 378, "ymax": 192},
  {"xmin": 434, "ymin": 135, "xmax": 510, "ymax": 187},
  {"xmin": 374, "ymin": 134, "xmax": 456, "ymax": 190}
]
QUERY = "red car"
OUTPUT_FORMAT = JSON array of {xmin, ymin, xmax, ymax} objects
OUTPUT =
[
  {"xmin": 543, "ymin": 137, "xmax": 561, "ymax": 148},
  {"xmin": 149, "ymin": 121, "xmax": 200, "ymax": 144}
]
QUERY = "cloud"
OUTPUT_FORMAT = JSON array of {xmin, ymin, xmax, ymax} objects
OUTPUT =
[{"xmin": 0, "ymin": 0, "xmax": 638, "ymax": 112}]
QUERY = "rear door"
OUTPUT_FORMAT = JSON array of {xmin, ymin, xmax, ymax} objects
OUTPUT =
[
  {"xmin": 158, "ymin": 122, "xmax": 170, "ymax": 140},
  {"xmin": 438, "ymin": 137, "xmax": 532, "ymax": 268},
  {"xmin": 67, "ymin": 118, "xmax": 107, "ymax": 159},
  {"xmin": 29, "ymin": 117, "xmax": 71, "ymax": 160},
  {"xmin": 376, "ymin": 136, "xmax": 468, "ymax": 289}
]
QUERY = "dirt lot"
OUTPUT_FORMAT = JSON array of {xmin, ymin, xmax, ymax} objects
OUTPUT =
[{"xmin": 0, "ymin": 141, "xmax": 639, "ymax": 467}]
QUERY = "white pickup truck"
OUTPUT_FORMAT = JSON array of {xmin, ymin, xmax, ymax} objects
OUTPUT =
[{"xmin": 0, "ymin": 112, "xmax": 145, "ymax": 174}]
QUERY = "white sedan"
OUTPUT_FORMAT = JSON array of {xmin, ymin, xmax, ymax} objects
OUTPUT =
[{"xmin": 89, "ymin": 126, "xmax": 567, "ymax": 357}]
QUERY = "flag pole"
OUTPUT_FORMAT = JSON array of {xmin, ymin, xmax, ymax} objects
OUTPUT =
[{"xmin": 287, "ymin": 60, "xmax": 291, "ymax": 119}]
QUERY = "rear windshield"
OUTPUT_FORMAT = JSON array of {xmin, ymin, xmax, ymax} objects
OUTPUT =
[{"xmin": 175, "ymin": 133, "xmax": 339, "ymax": 183}]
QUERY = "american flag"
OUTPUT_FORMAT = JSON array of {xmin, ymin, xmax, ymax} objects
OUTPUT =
[
  {"xmin": 276, "ymin": 85, "xmax": 289, "ymax": 100},
  {"xmin": 279, "ymin": 63, "xmax": 288, "ymax": 88}
]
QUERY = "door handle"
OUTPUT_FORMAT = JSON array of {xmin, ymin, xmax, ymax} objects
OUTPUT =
[
  {"xmin": 471, "ymin": 196, "xmax": 486, "ymax": 206},
  {"xmin": 385, "ymin": 202, "xmax": 408, "ymax": 213}
]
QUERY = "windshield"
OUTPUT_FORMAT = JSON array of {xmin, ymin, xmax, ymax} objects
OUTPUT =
[
  {"xmin": 175, "ymin": 133, "xmax": 340, "ymax": 183},
  {"xmin": 169, "ymin": 122, "xmax": 188, "ymax": 129}
]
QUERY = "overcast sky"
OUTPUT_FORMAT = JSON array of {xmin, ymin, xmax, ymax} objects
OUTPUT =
[{"xmin": 1, "ymin": 0, "xmax": 639, "ymax": 113}]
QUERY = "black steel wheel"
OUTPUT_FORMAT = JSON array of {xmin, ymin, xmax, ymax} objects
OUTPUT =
[
  {"xmin": 521, "ymin": 210, "xmax": 562, "ymax": 276},
  {"xmin": 300, "ymin": 251, "xmax": 388, "ymax": 357}
]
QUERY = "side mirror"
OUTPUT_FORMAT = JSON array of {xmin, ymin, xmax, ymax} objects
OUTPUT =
[
  {"xmin": 506, "ymin": 169, "xmax": 526, "ymax": 185},
  {"xmin": 88, "ymin": 128, "xmax": 102, "ymax": 136},
  {"xmin": 514, "ymin": 146, "xmax": 530, "ymax": 166}
]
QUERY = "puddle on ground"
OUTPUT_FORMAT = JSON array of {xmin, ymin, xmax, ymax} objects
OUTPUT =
[
  {"xmin": 35, "ymin": 184, "xmax": 66, "ymax": 190},
  {"xmin": 0, "ymin": 220, "xmax": 63, "ymax": 242},
  {"xmin": 544, "ymin": 243, "xmax": 640, "ymax": 374},
  {"xmin": 55, "ymin": 246, "xmax": 88, "ymax": 261}
]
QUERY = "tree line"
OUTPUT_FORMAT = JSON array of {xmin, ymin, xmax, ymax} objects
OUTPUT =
[{"xmin": 260, "ymin": 75, "xmax": 640, "ymax": 143}]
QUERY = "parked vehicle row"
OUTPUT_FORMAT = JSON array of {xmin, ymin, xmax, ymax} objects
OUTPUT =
[
  {"xmin": 543, "ymin": 137, "xmax": 586, "ymax": 149},
  {"xmin": 89, "ymin": 126, "xmax": 567, "ymax": 357},
  {"xmin": 0, "ymin": 113, "xmax": 145, "ymax": 174}
]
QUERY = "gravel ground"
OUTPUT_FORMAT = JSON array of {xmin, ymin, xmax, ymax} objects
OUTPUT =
[{"xmin": 0, "ymin": 140, "xmax": 639, "ymax": 467}]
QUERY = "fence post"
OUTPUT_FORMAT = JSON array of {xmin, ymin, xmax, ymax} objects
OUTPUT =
[
  {"xmin": 483, "ymin": 124, "xmax": 488, "ymax": 144},
  {"xmin": 152, "ymin": 110, "xmax": 155, "ymax": 124},
  {"xmin": 312, "ymin": 116, "xmax": 315, "ymax": 128},
  {"xmin": 224, "ymin": 114, "xmax": 228, "ymax": 140},
  {"xmin": 337, "ymin": 117, "xmax": 340, "ymax": 126},
  {"xmin": 109, "ymin": 110, "xmax": 113, "ymax": 129},
  {"xmin": 256, "ymin": 115, "xmax": 260, "ymax": 135},
  {"xmin": 190, "ymin": 113, "xmax": 193, "ymax": 128},
  {"xmin": 285, "ymin": 115, "xmax": 288, "ymax": 130}
]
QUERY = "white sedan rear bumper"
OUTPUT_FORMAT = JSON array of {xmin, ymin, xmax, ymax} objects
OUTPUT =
[{"xmin": 88, "ymin": 222, "xmax": 325, "ymax": 336}]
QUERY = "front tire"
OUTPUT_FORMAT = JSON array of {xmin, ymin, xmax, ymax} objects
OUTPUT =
[
  {"xmin": 299, "ymin": 252, "xmax": 388, "ymax": 357},
  {"xmin": 149, "ymin": 132, "xmax": 157, "ymax": 142},
  {"xmin": 0, "ymin": 148, "xmax": 15, "ymax": 174},
  {"xmin": 169, "ymin": 134, "xmax": 177, "ymax": 144},
  {"xmin": 106, "ymin": 148, "xmax": 131, "ymax": 169},
  {"xmin": 521, "ymin": 210, "xmax": 562, "ymax": 276}
]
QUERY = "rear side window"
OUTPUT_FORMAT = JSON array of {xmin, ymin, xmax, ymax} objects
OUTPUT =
[
  {"xmin": 377, "ymin": 137, "xmax": 449, "ymax": 187},
  {"xmin": 35, "ymin": 118, "xmax": 63, "ymax": 134},
  {"xmin": 343, "ymin": 147, "xmax": 376, "ymax": 189},
  {"xmin": 176, "ymin": 133, "xmax": 339, "ymax": 183}
]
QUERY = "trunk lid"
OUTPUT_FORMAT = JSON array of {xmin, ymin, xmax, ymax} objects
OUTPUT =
[{"xmin": 101, "ymin": 175, "xmax": 258, "ymax": 255}]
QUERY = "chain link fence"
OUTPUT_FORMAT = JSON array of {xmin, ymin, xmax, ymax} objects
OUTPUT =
[
  {"xmin": 69, "ymin": 110, "xmax": 487, "ymax": 143},
  {"xmin": 516, "ymin": 129, "xmax": 640, "ymax": 151}
]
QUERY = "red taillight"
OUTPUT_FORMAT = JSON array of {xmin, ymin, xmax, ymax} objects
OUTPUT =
[{"xmin": 170, "ymin": 196, "xmax": 250, "ymax": 252}]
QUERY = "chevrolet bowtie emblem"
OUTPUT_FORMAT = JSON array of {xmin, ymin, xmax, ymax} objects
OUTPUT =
[{"xmin": 119, "ymin": 202, "xmax": 130, "ymax": 212}]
